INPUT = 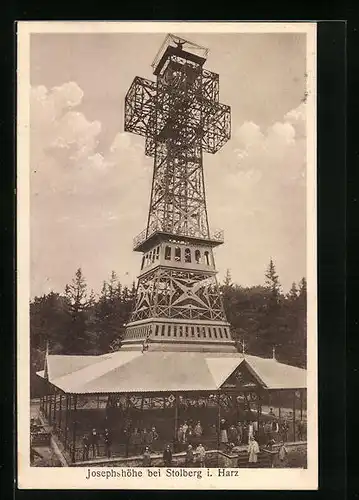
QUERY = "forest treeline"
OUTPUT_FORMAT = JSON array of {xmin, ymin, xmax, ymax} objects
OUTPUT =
[{"xmin": 30, "ymin": 259, "xmax": 306, "ymax": 395}]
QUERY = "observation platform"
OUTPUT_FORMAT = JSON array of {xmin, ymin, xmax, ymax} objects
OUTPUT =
[{"xmin": 133, "ymin": 226, "xmax": 224, "ymax": 252}]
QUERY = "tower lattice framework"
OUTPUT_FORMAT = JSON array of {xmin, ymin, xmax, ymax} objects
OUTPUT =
[{"xmin": 123, "ymin": 34, "xmax": 235, "ymax": 352}]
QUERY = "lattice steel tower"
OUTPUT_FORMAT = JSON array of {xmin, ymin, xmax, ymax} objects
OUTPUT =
[{"xmin": 122, "ymin": 34, "xmax": 235, "ymax": 352}]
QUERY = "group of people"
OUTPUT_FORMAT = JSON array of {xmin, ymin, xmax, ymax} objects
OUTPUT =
[
  {"xmin": 218, "ymin": 413, "xmax": 306, "ymax": 450},
  {"xmin": 176, "ymin": 420, "xmax": 204, "ymax": 445},
  {"xmin": 142, "ymin": 442, "xmax": 207, "ymax": 468},
  {"xmin": 246, "ymin": 435, "xmax": 289, "ymax": 467},
  {"xmin": 79, "ymin": 412, "xmax": 306, "ymax": 462},
  {"xmin": 82, "ymin": 428, "xmax": 112, "ymax": 460},
  {"xmin": 127, "ymin": 426, "xmax": 159, "ymax": 454}
]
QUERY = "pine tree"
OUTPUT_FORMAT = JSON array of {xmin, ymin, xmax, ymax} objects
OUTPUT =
[
  {"xmin": 287, "ymin": 282, "xmax": 299, "ymax": 301},
  {"xmin": 298, "ymin": 277, "xmax": 307, "ymax": 298},
  {"xmin": 63, "ymin": 268, "xmax": 96, "ymax": 354},
  {"xmin": 264, "ymin": 258, "xmax": 282, "ymax": 306}
]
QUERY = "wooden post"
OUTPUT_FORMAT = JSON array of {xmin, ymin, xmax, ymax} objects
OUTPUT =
[
  {"xmin": 48, "ymin": 393, "xmax": 52, "ymax": 425},
  {"xmin": 71, "ymin": 395, "xmax": 78, "ymax": 463},
  {"xmin": 217, "ymin": 392, "xmax": 221, "ymax": 455},
  {"xmin": 53, "ymin": 391, "xmax": 57, "ymax": 426},
  {"xmin": 59, "ymin": 394, "xmax": 63, "ymax": 430},
  {"xmin": 256, "ymin": 392, "xmax": 261, "ymax": 438},
  {"xmin": 174, "ymin": 394, "xmax": 179, "ymax": 446},
  {"xmin": 64, "ymin": 395, "xmax": 69, "ymax": 449},
  {"xmin": 292, "ymin": 390, "xmax": 296, "ymax": 442}
]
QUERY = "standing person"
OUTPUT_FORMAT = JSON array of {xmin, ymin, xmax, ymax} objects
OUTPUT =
[
  {"xmin": 142, "ymin": 446, "xmax": 151, "ymax": 467},
  {"xmin": 177, "ymin": 425, "xmax": 184, "ymax": 448},
  {"xmin": 219, "ymin": 418, "xmax": 229, "ymax": 449},
  {"xmin": 149, "ymin": 426, "xmax": 159, "ymax": 451},
  {"xmin": 235, "ymin": 422, "xmax": 243, "ymax": 445},
  {"xmin": 262, "ymin": 438, "xmax": 277, "ymax": 468},
  {"xmin": 258, "ymin": 422, "xmax": 266, "ymax": 446},
  {"xmin": 228, "ymin": 424, "xmax": 238, "ymax": 445},
  {"xmin": 272, "ymin": 420, "xmax": 279, "ymax": 441},
  {"xmin": 196, "ymin": 443, "xmax": 206, "ymax": 467},
  {"xmin": 248, "ymin": 421, "xmax": 254, "ymax": 443},
  {"xmin": 185, "ymin": 444, "xmax": 195, "ymax": 467},
  {"xmin": 90, "ymin": 428, "xmax": 99, "ymax": 458},
  {"xmin": 297, "ymin": 420, "xmax": 304, "ymax": 441},
  {"xmin": 143, "ymin": 428, "xmax": 152, "ymax": 447},
  {"xmin": 194, "ymin": 421, "xmax": 203, "ymax": 443},
  {"xmin": 278, "ymin": 441, "xmax": 288, "ymax": 465},
  {"xmin": 247, "ymin": 435, "xmax": 260, "ymax": 467},
  {"xmin": 264, "ymin": 420, "xmax": 272, "ymax": 443},
  {"xmin": 104, "ymin": 428, "xmax": 112, "ymax": 458},
  {"xmin": 82, "ymin": 432, "xmax": 89, "ymax": 461},
  {"xmin": 242, "ymin": 421, "xmax": 248, "ymax": 445},
  {"xmin": 187, "ymin": 424, "xmax": 194, "ymax": 444},
  {"xmin": 163, "ymin": 444, "xmax": 172, "ymax": 467},
  {"xmin": 281, "ymin": 419, "xmax": 289, "ymax": 442},
  {"xmin": 182, "ymin": 421, "xmax": 189, "ymax": 444}
]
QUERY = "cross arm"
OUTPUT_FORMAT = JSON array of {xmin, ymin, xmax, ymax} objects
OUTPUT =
[
  {"xmin": 202, "ymin": 101, "xmax": 231, "ymax": 154},
  {"xmin": 124, "ymin": 76, "xmax": 157, "ymax": 138}
]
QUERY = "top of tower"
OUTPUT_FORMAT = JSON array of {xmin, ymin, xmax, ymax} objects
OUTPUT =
[{"xmin": 152, "ymin": 33, "xmax": 209, "ymax": 76}]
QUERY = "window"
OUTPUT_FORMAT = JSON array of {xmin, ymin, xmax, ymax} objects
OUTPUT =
[
  {"xmin": 175, "ymin": 247, "xmax": 181, "ymax": 262},
  {"xmin": 156, "ymin": 246, "xmax": 160, "ymax": 259},
  {"xmin": 155, "ymin": 325, "xmax": 159, "ymax": 336},
  {"xmin": 161, "ymin": 325, "xmax": 165, "ymax": 336},
  {"xmin": 196, "ymin": 326, "xmax": 200, "ymax": 338},
  {"xmin": 191, "ymin": 326, "xmax": 195, "ymax": 337},
  {"xmin": 202, "ymin": 327, "xmax": 206, "ymax": 338},
  {"xmin": 179, "ymin": 326, "xmax": 183, "ymax": 337},
  {"xmin": 185, "ymin": 248, "xmax": 191, "ymax": 263},
  {"xmin": 207, "ymin": 327, "xmax": 212, "ymax": 338},
  {"xmin": 185, "ymin": 326, "xmax": 189, "ymax": 337},
  {"xmin": 167, "ymin": 325, "xmax": 171, "ymax": 336},
  {"xmin": 219, "ymin": 328, "xmax": 223, "ymax": 338},
  {"xmin": 165, "ymin": 246, "xmax": 171, "ymax": 260},
  {"xmin": 152, "ymin": 251, "xmax": 156, "ymax": 263},
  {"xmin": 214, "ymin": 328, "xmax": 218, "ymax": 338},
  {"xmin": 141, "ymin": 256, "xmax": 145, "ymax": 270},
  {"xmin": 195, "ymin": 250, "xmax": 201, "ymax": 264},
  {"xmin": 204, "ymin": 251, "xmax": 210, "ymax": 266},
  {"xmin": 174, "ymin": 326, "xmax": 177, "ymax": 337}
]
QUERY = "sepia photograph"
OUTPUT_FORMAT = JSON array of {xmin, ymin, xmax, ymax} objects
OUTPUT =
[{"xmin": 17, "ymin": 21, "xmax": 317, "ymax": 489}]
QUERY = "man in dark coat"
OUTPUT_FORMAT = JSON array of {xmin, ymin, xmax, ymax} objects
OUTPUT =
[
  {"xmin": 89, "ymin": 428, "xmax": 99, "ymax": 457},
  {"xmin": 163, "ymin": 444, "xmax": 172, "ymax": 466},
  {"xmin": 185, "ymin": 444, "xmax": 194, "ymax": 467},
  {"xmin": 104, "ymin": 428, "xmax": 112, "ymax": 458},
  {"xmin": 142, "ymin": 446, "xmax": 151, "ymax": 467},
  {"xmin": 82, "ymin": 433, "xmax": 90, "ymax": 461}
]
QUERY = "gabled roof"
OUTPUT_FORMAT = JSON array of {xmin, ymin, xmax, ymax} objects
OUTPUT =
[{"xmin": 37, "ymin": 351, "xmax": 306, "ymax": 394}]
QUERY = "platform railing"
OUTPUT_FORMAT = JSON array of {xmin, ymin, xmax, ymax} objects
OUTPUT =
[{"xmin": 133, "ymin": 224, "xmax": 224, "ymax": 249}]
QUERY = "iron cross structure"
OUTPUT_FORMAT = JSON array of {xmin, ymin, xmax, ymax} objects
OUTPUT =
[{"xmin": 122, "ymin": 34, "xmax": 235, "ymax": 352}]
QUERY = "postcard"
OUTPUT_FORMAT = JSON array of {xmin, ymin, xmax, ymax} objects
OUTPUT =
[{"xmin": 17, "ymin": 21, "xmax": 317, "ymax": 490}]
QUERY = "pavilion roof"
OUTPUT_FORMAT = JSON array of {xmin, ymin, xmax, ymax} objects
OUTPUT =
[{"xmin": 37, "ymin": 350, "xmax": 306, "ymax": 394}]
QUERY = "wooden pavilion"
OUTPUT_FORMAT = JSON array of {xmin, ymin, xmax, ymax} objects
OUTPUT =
[{"xmin": 37, "ymin": 349, "xmax": 306, "ymax": 463}]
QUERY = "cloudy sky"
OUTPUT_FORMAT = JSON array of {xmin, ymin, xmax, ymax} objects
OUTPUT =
[{"xmin": 30, "ymin": 31, "xmax": 307, "ymax": 298}]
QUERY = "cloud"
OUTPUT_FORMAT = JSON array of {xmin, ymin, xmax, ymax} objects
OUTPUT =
[
  {"xmin": 205, "ymin": 103, "xmax": 307, "ymax": 290},
  {"xmin": 30, "ymin": 84, "xmax": 307, "ymax": 297},
  {"xmin": 30, "ymin": 81, "xmax": 153, "ymax": 296}
]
